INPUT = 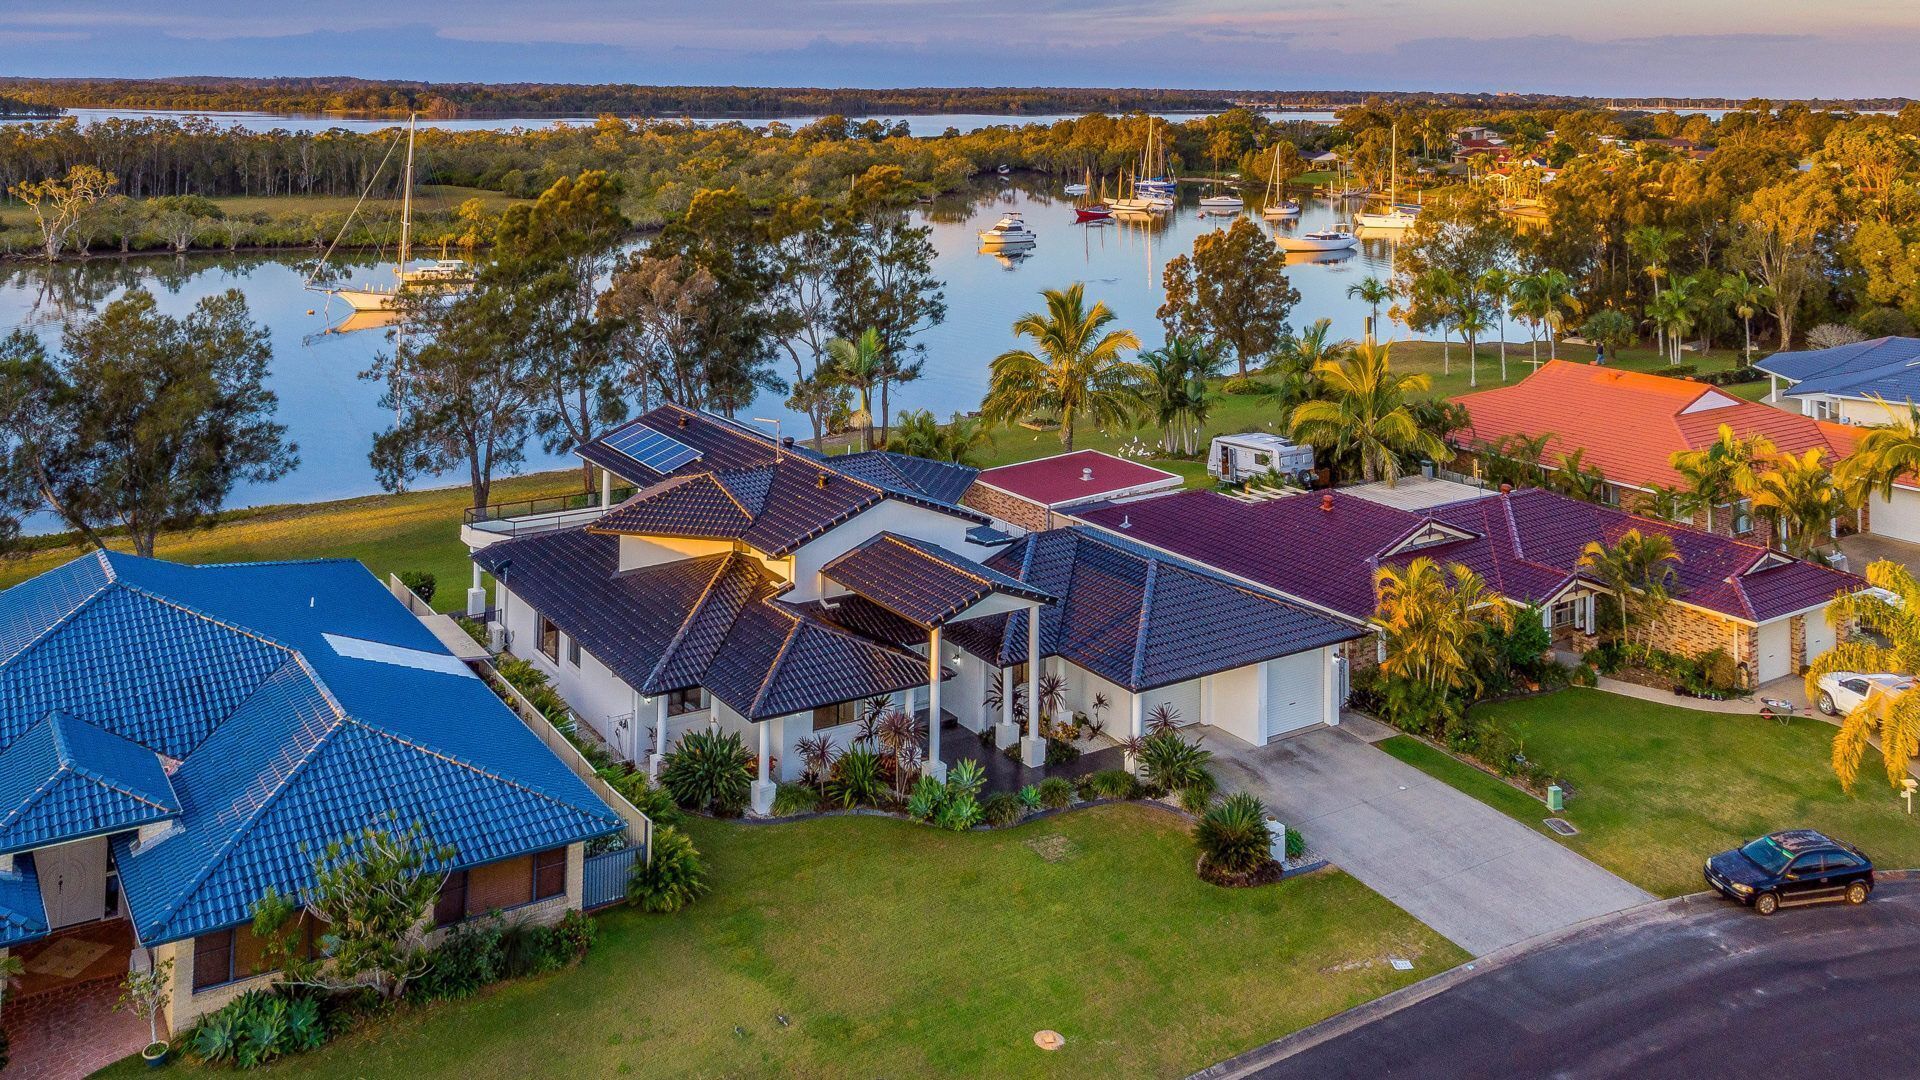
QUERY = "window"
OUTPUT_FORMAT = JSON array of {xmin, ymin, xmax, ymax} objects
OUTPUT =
[
  {"xmin": 1812, "ymin": 398, "xmax": 1837, "ymax": 421},
  {"xmin": 1549, "ymin": 598, "xmax": 1580, "ymax": 630},
  {"xmin": 1787, "ymin": 854, "xmax": 1823, "ymax": 877},
  {"xmin": 667, "ymin": 687, "xmax": 706, "ymax": 717},
  {"xmin": 535, "ymin": 848, "xmax": 567, "ymax": 900},
  {"xmin": 192, "ymin": 917, "xmax": 317, "ymax": 992},
  {"xmin": 1252, "ymin": 452, "xmax": 1272, "ymax": 469},
  {"xmin": 566, "ymin": 636, "xmax": 581, "ymax": 667},
  {"xmin": 192, "ymin": 928, "xmax": 235, "ymax": 991},
  {"xmin": 536, "ymin": 613, "xmax": 560, "ymax": 662},
  {"xmin": 432, "ymin": 848, "xmax": 569, "ymax": 927},
  {"xmin": 433, "ymin": 869, "xmax": 470, "ymax": 929},
  {"xmin": 1731, "ymin": 500, "xmax": 1755, "ymax": 536},
  {"xmin": 813, "ymin": 699, "xmax": 858, "ymax": 732},
  {"xmin": 1824, "ymin": 851, "xmax": 1860, "ymax": 871}
]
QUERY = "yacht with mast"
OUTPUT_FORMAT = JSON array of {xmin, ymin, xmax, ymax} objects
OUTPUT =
[
  {"xmin": 1261, "ymin": 148, "xmax": 1300, "ymax": 218},
  {"xmin": 1356, "ymin": 124, "xmax": 1419, "ymax": 230},
  {"xmin": 309, "ymin": 115, "xmax": 472, "ymax": 314}
]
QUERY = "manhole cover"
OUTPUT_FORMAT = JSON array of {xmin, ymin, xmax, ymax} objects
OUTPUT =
[
  {"xmin": 1544, "ymin": 817, "xmax": 1579, "ymax": 836},
  {"xmin": 1034, "ymin": 1030, "xmax": 1066, "ymax": 1051}
]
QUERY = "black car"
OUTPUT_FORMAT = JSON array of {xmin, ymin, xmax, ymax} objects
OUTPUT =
[{"xmin": 1705, "ymin": 830, "xmax": 1874, "ymax": 915}]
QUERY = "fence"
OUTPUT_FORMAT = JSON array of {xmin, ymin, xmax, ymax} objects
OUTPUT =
[
  {"xmin": 482, "ymin": 661, "xmax": 655, "ymax": 855},
  {"xmin": 462, "ymin": 487, "xmax": 636, "ymax": 527},
  {"xmin": 583, "ymin": 845, "xmax": 643, "ymax": 909}
]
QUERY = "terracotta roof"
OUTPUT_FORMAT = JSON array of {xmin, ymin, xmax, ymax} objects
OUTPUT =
[
  {"xmin": 1455, "ymin": 361, "xmax": 1853, "ymax": 489},
  {"xmin": 973, "ymin": 450, "xmax": 1182, "ymax": 508}
]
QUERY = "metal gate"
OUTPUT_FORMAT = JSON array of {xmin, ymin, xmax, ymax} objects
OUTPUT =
[{"xmin": 582, "ymin": 845, "xmax": 643, "ymax": 909}]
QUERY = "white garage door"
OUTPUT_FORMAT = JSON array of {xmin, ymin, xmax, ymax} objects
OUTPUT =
[
  {"xmin": 1263, "ymin": 651, "xmax": 1325, "ymax": 740},
  {"xmin": 1803, "ymin": 610, "xmax": 1837, "ymax": 670},
  {"xmin": 1756, "ymin": 619, "xmax": 1793, "ymax": 683},
  {"xmin": 1871, "ymin": 487, "xmax": 1920, "ymax": 544}
]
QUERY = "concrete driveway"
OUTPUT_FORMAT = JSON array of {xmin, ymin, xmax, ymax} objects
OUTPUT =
[{"xmin": 1212, "ymin": 726, "xmax": 1651, "ymax": 956}]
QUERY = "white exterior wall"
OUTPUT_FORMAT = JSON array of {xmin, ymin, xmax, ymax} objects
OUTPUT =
[
  {"xmin": 1206, "ymin": 665, "xmax": 1265, "ymax": 744},
  {"xmin": 787, "ymin": 499, "xmax": 993, "ymax": 603},
  {"xmin": 947, "ymin": 648, "xmax": 992, "ymax": 731},
  {"xmin": 1139, "ymin": 680, "xmax": 1203, "ymax": 730},
  {"xmin": 498, "ymin": 584, "xmax": 640, "ymax": 757},
  {"xmin": 1756, "ymin": 618, "xmax": 1793, "ymax": 682},
  {"xmin": 1805, "ymin": 609, "xmax": 1839, "ymax": 666},
  {"xmin": 1868, "ymin": 487, "xmax": 1920, "ymax": 544},
  {"xmin": 617, "ymin": 534, "xmax": 736, "ymax": 571}
]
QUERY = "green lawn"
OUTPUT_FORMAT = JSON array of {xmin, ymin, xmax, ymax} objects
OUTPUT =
[
  {"xmin": 1376, "ymin": 735, "xmax": 1555, "ymax": 835},
  {"xmin": 107, "ymin": 805, "xmax": 1464, "ymax": 1079},
  {"xmin": 1391, "ymin": 689, "xmax": 1920, "ymax": 896}
]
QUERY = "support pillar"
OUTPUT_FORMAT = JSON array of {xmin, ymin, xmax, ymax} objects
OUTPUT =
[
  {"xmin": 1021, "ymin": 605, "xmax": 1046, "ymax": 768},
  {"xmin": 466, "ymin": 561, "xmax": 486, "ymax": 617},
  {"xmin": 750, "ymin": 720, "xmax": 776, "ymax": 815},
  {"xmin": 924, "ymin": 627, "xmax": 946, "ymax": 782},
  {"xmin": 600, "ymin": 467, "xmax": 613, "ymax": 507},
  {"xmin": 1125, "ymin": 693, "xmax": 1145, "ymax": 774},
  {"xmin": 995, "ymin": 665, "xmax": 1018, "ymax": 747},
  {"xmin": 649, "ymin": 695, "xmax": 669, "ymax": 781}
]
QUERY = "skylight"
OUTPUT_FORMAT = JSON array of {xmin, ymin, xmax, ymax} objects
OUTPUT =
[{"xmin": 322, "ymin": 634, "xmax": 475, "ymax": 678}]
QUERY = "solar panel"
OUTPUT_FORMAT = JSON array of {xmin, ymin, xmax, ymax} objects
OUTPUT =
[{"xmin": 602, "ymin": 425, "xmax": 701, "ymax": 474}]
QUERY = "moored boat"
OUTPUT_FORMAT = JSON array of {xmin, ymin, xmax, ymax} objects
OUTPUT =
[
  {"xmin": 1274, "ymin": 222, "xmax": 1359, "ymax": 252},
  {"xmin": 1198, "ymin": 193, "xmax": 1244, "ymax": 210},
  {"xmin": 978, "ymin": 212, "xmax": 1038, "ymax": 248}
]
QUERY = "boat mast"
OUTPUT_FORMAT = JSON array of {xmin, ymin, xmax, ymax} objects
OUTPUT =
[{"xmin": 398, "ymin": 113, "xmax": 417, "ymax": 276}]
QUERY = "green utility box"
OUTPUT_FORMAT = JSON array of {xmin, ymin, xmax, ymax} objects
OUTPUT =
[{"xmin": 1547, "ymin": 784, "xmax": 1564, "ymax": 812}]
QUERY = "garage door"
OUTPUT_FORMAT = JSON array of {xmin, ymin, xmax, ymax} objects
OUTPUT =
[
  {"xmin": 1756, "ymin": 619, "xmax": 1793, "ymax": 683},
  {"xmin": 1803, "ymin": 610, "xmax": 1837, "ymax": 670},
  {"xmin": 1871, "ymin": 487, "xmax": 1920, "ymax": 544},
  {"xmin": 1263, "ymin": 651, "xmax": 1325, "ymax": 740}
]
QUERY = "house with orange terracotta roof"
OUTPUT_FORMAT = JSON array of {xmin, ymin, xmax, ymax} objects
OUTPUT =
[{"xmin": 1451, "ymin": 361, "xmax": 1864, "ymax": 543}]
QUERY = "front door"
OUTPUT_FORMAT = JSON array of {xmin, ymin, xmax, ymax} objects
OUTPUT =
[{"xmin": 35, "ymin": 836, "xmax": 110, "ymax": 929}]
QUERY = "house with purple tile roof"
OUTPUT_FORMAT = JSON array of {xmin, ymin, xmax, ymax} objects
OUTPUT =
[
  {"xmin": 1075, "ymin": 486, "xmax": 1863, "ymax": 688},
  {"xmin": 464, "ymin": 406, "xmax": 1368, "ymax": 812}
]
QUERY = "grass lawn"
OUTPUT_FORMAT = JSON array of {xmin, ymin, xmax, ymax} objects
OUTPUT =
[
  {"xmin": 106, "ymin": 805, "xmax": 1464, "ymax": 1079},
  {"xmin": 0, "ymin": 470, "xmax": 580, "ymax": 613},
  {"xmin": 1376, "ymin": 735, "xmax": 1555, "ymax": 835},
  {"xmin": 1391, "ymin": 688, "xmax": 1920, "ymax": 897}
]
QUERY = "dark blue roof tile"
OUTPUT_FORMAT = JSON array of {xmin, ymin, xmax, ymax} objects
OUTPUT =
[{"xmin": 822, "ymin": 532, "xmax": 1053, "ymax": 629}]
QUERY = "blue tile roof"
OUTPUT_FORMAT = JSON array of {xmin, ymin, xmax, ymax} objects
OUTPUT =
[
  {"xmin": 946, "ymin": 527, "xmax": 1366, "ymax": 692},
  {"xmin": 829, "ymin": 451, "xmax": 980, "ymax": 505},
  {"xmin": 822, "ymin": 532, "xmax": 1054, "ymax": 629},
  {"xmin": 1756, "ymin": 336, "xmax": 1920, "ymax": 400},
  {"xmin": 0, "ymin": 713, "xmax": 179, "ymax": 856},
  {"xmin": 0, "ymin": 553, "xmax": 624, "ymax": 947},
  {"xmin": 0, "ymin": 857, "xmax": 47, "ymax": 948}
]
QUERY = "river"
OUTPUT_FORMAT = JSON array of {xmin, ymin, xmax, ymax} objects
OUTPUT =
[
  {"xmin": 2, "ymin": 107, "xmax": 1337, "ymax": 136},
  {"xmin": 0, "ymin": 180, "xmax": 1396, "ymax": 517}
]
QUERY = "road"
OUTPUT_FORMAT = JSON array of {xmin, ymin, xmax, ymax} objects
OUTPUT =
[{"xmin": 1204, "ymin": 881, "xmax": 1920, "ymax": 1080}]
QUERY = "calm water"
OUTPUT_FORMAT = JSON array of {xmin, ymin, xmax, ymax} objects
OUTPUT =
[
  {"xmin": 0, "ymin": 181, "xmax": 1394, "ymax": 517},
  {"xmin": 5, "ymin": 107, "xmax": 1337, "ymax": 136}
]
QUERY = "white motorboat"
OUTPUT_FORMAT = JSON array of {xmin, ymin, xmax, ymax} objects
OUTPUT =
[
  {"xmin": 978, "ymin": 212, "xmax": 1038, "ymax": 248},
  {"xmin": 1274, "ymin": 222, "xmax": 1359, "ymax": 252},
  {"xmin": 1198, "ymin": 193, "xmax": 1244, "ymax": 210},
  {"xmin": 1064, "ymin": 181, "xmax": 1089, "ymax": 196}
]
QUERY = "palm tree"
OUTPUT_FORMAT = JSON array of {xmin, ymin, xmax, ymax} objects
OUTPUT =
[
  {"xmin": 1138, "ymin": 337, "xmax": 1216, "ymax": 455},
  {"xmin": 1626, "ymin": 224, "xmax": 1681, "ymax": 356},
  {"xmin": 1289, "ymin": 340, "xmax": 1451, "ymax": 486},
  {"xmin": 1455, "ymin": 304, "xmax": 1492, "ymax": 389},
  {"xmin": 1647, "ymin": 285, "xmax": 1695, "ymax": 366},
  {"xmin": 1837, "ymin": 398, "xmax": 1920, "ymax": 507},
  {"xmin": 1346, "ymin": 276, "xmax": 1395, "ymax": 341},
  {"xmin": 1373, "ymin": 557, "xmax": 1515, "ymax": 719},
  {"xmin": 1750, "ymin": 448, "xmax": 1847, "ymax": 558},
  {"xmin": 885, "ymin": 409, "xmax": 992, "ymax": 465},
  {"xmin": 1478, "ymin": 268, "xmax": 1514, "ymax": 381},
  {"xmin": 827, "ymin": 328, "xmax": 885, "ymax": 451},
  {"xmin": 1508, "ymin": 272, "xmax": 1549, "ymax": 369},
  {"xmin": 1551, "ymin": 447, "xmax": 1608, "ymax": 503},
  {"xmin": 1718, "ymin": 272, "xmax": 1772, "ymax": 363},
  {"xmin": 1631, "ymin": 483, "xmax": 1691, "ymax": 522},
  {"xmin": 981, "ymin": 284, "xmax": 1144, "ymax": 452},
  {"xmin": 1808, "ymin": 559, "xmax": 1920, "ymax": 790},
  {"xmin": 1670, "ymin": 424, "xmax": 1776, "ymax": 533},
  {"xmin": 1578, "ymin": 529, "xmax": 1680, "ymax": 651},
  {"xmin": 1536, "ymin": 269, "xmax": 1582, "ymax": 360}
]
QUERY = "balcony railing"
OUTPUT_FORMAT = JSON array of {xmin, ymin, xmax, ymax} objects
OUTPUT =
[{"xmin": 462, "ymin": 486, "xmax": 637, "ymax": 534}]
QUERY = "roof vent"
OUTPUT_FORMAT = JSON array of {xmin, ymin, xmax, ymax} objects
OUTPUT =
[
  {"xmin": 817, "ymin": 473, "xmax": 829, "ymax": 490},
  {"xmin": 677, "ymin": 413, "xmax": 690, "ymax": 428},
  {"xmin": 1321, "ymin": 493, "xmax": 1335, "ymax": 513},
  {"xmin": 782, "ymin": 436, "xmax": 796, "ymax": 448},
  {"xmin": 1119, "ymin": 514, "xmax": 1131, "ymax": 529},
  {"xmin": 1081, "ymin": 467, "xmax": 1093, "ymax": 481},
  {"xmin": 1500, "ymin": 483, "xmax": 1513, "ymax": 495}
]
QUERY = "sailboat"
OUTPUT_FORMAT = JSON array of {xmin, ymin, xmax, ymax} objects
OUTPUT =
[
  {"xmin": 1261, "ymin": 147, "xmax": 1300, "ymax": 218},
  {"xmin": 1073, "ymin": 167, "xmax": 1111, "ymax": 221},
  {"xmin": 313, "ymin": 115, "xmax": 472, "ymax": 313},
  {"xmin": 1356, "ymin": 124, "xmax": 1418, "ymax": 230}
]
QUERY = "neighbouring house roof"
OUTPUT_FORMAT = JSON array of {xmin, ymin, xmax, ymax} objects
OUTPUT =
[
  {"xmin": 0, "ymin": 712, "xmax": 180, "ymax": 856},
  {"xmin": 1454, "ymin": 360, "xmax": 1854, "ymax": 490},
  {"xmin": 0, "ymin": 858, "xmax": 46, "ymax": 948},
  {"xmin": 1755, "ymin": 337, "xmax": 1920, "ymax": 402},
  {"xmin": 1075, "ymin": 486, "xmax": 1861, "ymax": 626},
  {"xmin": 943, "ymin": 527, "xmax": 1365, "ymax": 692},
  {"xmin": 475, "ymin": 527, "xmax": 931, "ymax": 720},
  {"xmin": 822, "ymin": 533, "xmax": 1054, "ymax": 630},
  {"xmin": 578, "ymin": 406, "xmax": 984, "ymax": 557},
  {"xmin": 971, "ymin": 450, "xmax": 1182, "ymax": 509},
  {"xmin": 0, "ymin": 552, "xmax": 622, "ymax": 947}
]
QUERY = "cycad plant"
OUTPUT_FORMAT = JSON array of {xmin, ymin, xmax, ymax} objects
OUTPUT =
[
  {"xmin": 1193, "ymin": 792, "xmax": 1273, "ymax": 878},
  {"xmin": 658, "ymin": 729, "xmax": 753, "ymax": 814},
  {"xmin": 1807, "ymin": 559, "xmax": 1920, "ymax": 790}
]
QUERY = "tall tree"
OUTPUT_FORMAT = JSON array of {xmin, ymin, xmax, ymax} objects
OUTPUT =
[
  {"xmin": 1346, "ymin": 276, "xmax": 1395, "ymax": 340},
  {"xmin": 0, "ymin": 289, "xmax": 295, "ymax": 557},
  {"xmin": 8, "ymin": 164, "xmax": 116, "ymax": 261},
  {"xmin": 833, "ymin": 167, "xmax": 946, "ymax": 446},
  {"xmin": 1717, "ymin": 271, "xmax": 1773, "ymax": 361},
  {"xmin": 598, "ymin": 252, "xmax": 721, "ymax": 412},
  {"xmin": 982, "ymin": 284, "xmax": 1143, "ymax": 452},
  {"xmin": 768, "ymin": 197, "xmax": 856, "ymax": 449},
  {"xmin": 1670, "ymin": 424, "xmax": 1776, "ymax": 533},
  {"xmin": 1838, "ymin": 400, "xmax": 1920, "ymax": 507},
  {"xmin": 1392, "ymin": 187, "xmax": 1513, "ymax": 373},
  {"xmin": 1157, "ymin": 216, "xmax": 1300, "ymax": 380},
  {"xmin": 1735, "ymin": 174, "xmax": 1839, "ymax": 351},
  {"xmin": 1289, "ymin": 340, "xmax": 1450, "ymax": 486},
  {"xmin": 826, "ymin": 328, "xmax": 885, "ymax": 452},
  {"xmin": 1373, "ymin": 558, "xmax": 1515, "ymax": 726},
  {"xmin": 1137, "ymin": 337, "xmax": 1217, "ymax": 455},
  {"xmin": 652, "ymin": 187, "xmax": 784, "ymax": 415},
  {"xmin": 1750, "ymin": 447, "xmax": 1847, "ymax": 559}
]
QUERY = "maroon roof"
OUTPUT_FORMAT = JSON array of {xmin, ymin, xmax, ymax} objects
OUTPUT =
[
  {"xmin": 973, "ymin": 450, "xmax": 1180, "ymax": 509},
  {"xmin": 1076, "ymin": 487, "xmax": 1861, "ymax": 625}
]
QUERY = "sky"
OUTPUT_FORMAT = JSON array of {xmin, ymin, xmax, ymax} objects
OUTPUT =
[{"xmin": 2, "ymin": 1, "xmax": 1917, "ymax": 99}]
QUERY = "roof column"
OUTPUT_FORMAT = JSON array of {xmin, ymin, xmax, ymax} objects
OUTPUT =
[
  {"xmin": 1125, "ymin": 693, "xmax": 1145, "ymax": 775},
  {"xmin": 600, "ymin": 467, "xmax": 613, "ymax": 507},
  {"xmin": 649, "ymin": 694, "xmax": 669, "ymax": 781},
  {"xmin": 750, "ymin": 718, "xmax": 775, "ymax": 816},
  {"xmin": 924, "ymin": 627, "xmax": 946, "ymax": 783},
  {"xmin": 1020, "ymin": 603, "xmax": 1045, "ymax": 769},
  {"xmin": 995, "ymin": 664, "xmax": 1018, "ymax": 749},
  {"xmin": 467, "ymin": 561, "xmax": 486, "ymax": 617}
]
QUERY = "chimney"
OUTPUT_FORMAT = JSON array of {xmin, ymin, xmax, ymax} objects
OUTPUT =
[
  {"xmin": 817, "ymin": 473, "xmax": 829, "ymax": 490},
  {"xmin": 1499, "ymin": 483, "xmax": 1513, "ymax": 495},
  {"xmin": 1320, "ymin": 493, "xmax": 1335, "ymax": 513},
  {"xmin": 1081, "ymin": 467, "xmax": 1093, "ymax": 482}
]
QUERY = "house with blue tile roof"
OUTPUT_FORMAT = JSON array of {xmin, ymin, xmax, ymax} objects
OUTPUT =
[
  {"xmin": 1756, "ymin": 336, "xmax": 1920, "ymax": 543},
  {"xmin": 0, "ymin": 551, "xmax": 624, "ymax": 1035},
  {"xmin": 465, "ymin": 405, "xmax": 1368, "ymax": 814}
]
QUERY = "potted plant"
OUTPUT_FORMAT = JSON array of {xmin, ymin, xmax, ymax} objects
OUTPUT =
[{"xmin": 118, "ymin": 957, "xmax": 174, "ymax": 1068}]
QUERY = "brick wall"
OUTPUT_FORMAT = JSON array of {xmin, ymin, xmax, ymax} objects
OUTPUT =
[
  {"xmin": 1643, "ymin": 604, "xmax": 1757, "ymax": 686},
  {"xmin": 1790, "ymin": 614, "xmax": 1807, "ymax": 672},
  {"xmin": 960, "ymin": 483, "xmax": 1050, "ymax": 531}
]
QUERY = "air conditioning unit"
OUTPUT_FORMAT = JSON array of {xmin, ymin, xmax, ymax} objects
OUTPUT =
[{"xmin": 487, "ymin": 622, "xmax": 508, "ymax": 652}]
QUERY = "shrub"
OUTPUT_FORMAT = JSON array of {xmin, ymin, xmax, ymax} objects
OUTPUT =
[
  {"xmin": 1222, "ymin": 375, "xmax": 1269, "ymax": 395},
  {"xmin": 1035, "ymin": 777, "xmax": 1075, "ymax": 809},
  {"xmin": 907, "ymin": 774, "xmax": 946, "ymax": 821},
  {"xmin": 982, "ymin": 791, "xmax": 1024, "ymax": 826},
  {"xmin": 659, "ymin": 729, "xmax": 753, "ymax": 814},
  {"xmin": 1194, "ymin": 792, "xmax": 1273, "ymax": 877},
  {"xmin": 1285, "ymin": 827, "xmax": 1307, "ymax": 860},
  {"xmin": 1044, "ymin": 738, "xmax": 1081, "ymax": 766},
  {"xmin": 607, "ymin": 773, "xmax": 685, "ymax": 829},
  {"xmin": 1698, "ymin": 648, "xmax": 1740, "ymax": 694},
  {"xmin": 548, "ymin": 909, "xmax": 596, "ymax": 965},
  {"xmin": 1570, "ymin": 662, "xmax": 1598, "ymax": 688},
  {"xmin": 1138, "ymin": 732, "xmax": 1213, "ymax": 796},
  {"xmin": 934, "ymin": 792, "xmax": 982, "ymax": 831},
  {"xmin": 1177, "ymin": 779, "xmax": 1215, "ymax": 814},
  {"xmin": 824, "ymin": 747, "xmax": 888, "ymax": 808},
  {"xmin": 772, "ymin": 782, "xmax": 820, "ymax": 816},
  {"xmin": 411, "ymin": 921, "xmax": 501, "ymax": 1001},
  {"xmin": 629, "ymin": 825, "xmax": 709, "ymax": 913},
  {"xmin": 1016, "ymin": 784, "xmax": 1043, "ymax": 809},
  {"xmin": 1083, "ymin": 769, "xmax": 1138, "ymax": 799},
  {"xmin": 398, "ymin": 570, "xmax": 437, "ymax": 604}
]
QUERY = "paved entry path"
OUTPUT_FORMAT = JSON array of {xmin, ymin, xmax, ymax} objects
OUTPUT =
[{"xmin": 1212, "ymin": 726, "xmax": 1651, "ymax": 956}]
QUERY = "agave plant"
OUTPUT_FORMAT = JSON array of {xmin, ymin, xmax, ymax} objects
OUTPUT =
[
  {"xmin": 947, "ymin": 757, "xmax": 986, "ymax": 798},
  {"xmin": 1193, "ymin": 792, "xmax": 1273, "ymax": 876}
]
